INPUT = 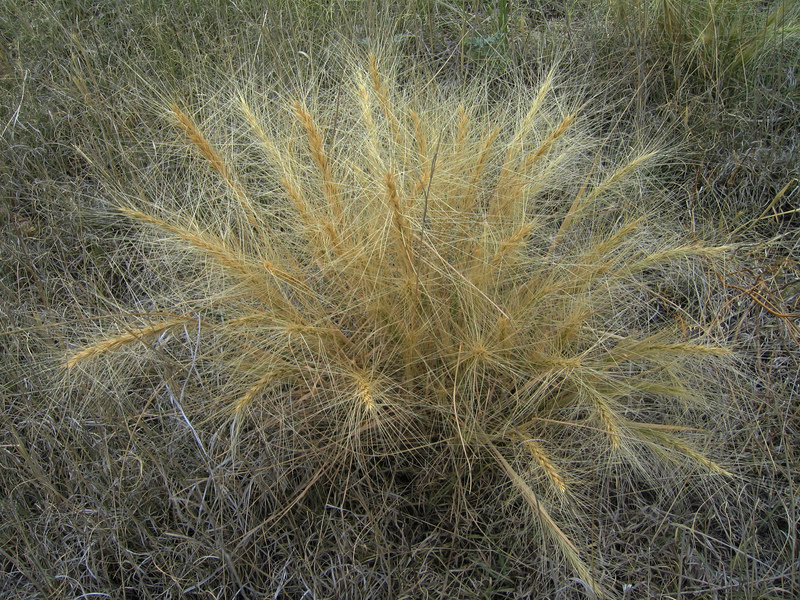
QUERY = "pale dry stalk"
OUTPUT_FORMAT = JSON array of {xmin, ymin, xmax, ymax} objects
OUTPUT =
[
  {"xmin": 169, "ymin": 104, "xmax": 260, "ymax": 226},
  {"xmin": 118, "ymin": 208, "xmax": 312, "ymax": 310},
  {"xmin": 524, "ymin": 112, "xmax": 577, "ymax": 167},
  {"xmin": 479, "ymin": 430, "xmax": 602, "ymax": 596},
  {"xmin": 385, "ymin": 169, "xmax": 415, "ymax": 277},
  {"xmin": 516, "ymin": 431, "xmax": 569, "ymax": 498},
  {"xmin": 67, "ymin": 318, "xmax": 193, "ymax": 368},
  {"xmin": 368, "ymin": 53, "xmax": 401, "ymax": 143},
  {"xmin": 292, "ymin": 101, "xmax": 342, "ymax": 223}
]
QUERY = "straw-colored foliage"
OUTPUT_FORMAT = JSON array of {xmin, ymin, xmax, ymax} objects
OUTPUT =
[
  {"xmin": 68, "ymin": 50, "xmax": 738, "ymax": 594},
  {"xmin": 611, "ymin": 0, "xmax": 800, "ymax": 83}
]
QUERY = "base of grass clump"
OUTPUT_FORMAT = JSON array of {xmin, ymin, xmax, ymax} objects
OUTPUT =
[{"xmin": 68, "ymin": 46, "xmax": 742, "ymax": 596}]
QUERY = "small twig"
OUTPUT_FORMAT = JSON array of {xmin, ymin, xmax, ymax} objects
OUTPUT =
[
  {"xmin": 330, "ymin": 81, "xmax": 342, "ymax": 149},
  {"xmin": 2, "ymin": 69, "xmax": 26, "ymax": 139},
  {"xmin": 724, "ymin": 281, "xmax": 799, "ymax": 319},
  {"xmin": 415, "ymin": 129, "xmax": 443, "ymax": 294},
  {"xmin": 420, "ymin": 129, "xmax": 443, "ymax": 237},
  {"xmin": 165, "ymin": 318, "xmax": 209, "ymax": 462},
  {"xmin": 452, "ymin": 344, "xmax": 472, "ymax": 472}
]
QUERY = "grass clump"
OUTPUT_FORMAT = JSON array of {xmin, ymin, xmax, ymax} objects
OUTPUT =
[
  {"xmin": 67, "ymin": 48, "xmax": 742, "ymax": 595},
  {"xmin": 609, "ymin": 0, "xmax": 800, "ymax": 90}
]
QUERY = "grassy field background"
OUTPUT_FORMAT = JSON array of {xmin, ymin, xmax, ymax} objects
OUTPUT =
[{"xmin": 1, "ymin": 1, "xmax": 799, "ymax": 598}]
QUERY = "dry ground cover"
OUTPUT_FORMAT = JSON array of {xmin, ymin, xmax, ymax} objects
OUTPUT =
[{"xmin": 1, "ymin": 1, "xmax": 798, "ymax": 598}]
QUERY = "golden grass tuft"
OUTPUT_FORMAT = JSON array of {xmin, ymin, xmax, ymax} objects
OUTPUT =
[{"xmin": 68, "ymin": 49, "xmax": 742, "ymax": 596}]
